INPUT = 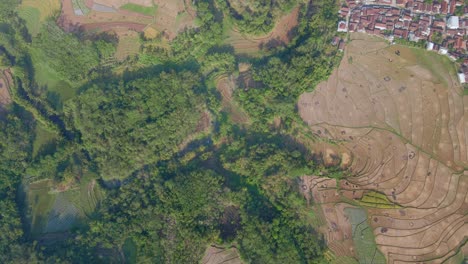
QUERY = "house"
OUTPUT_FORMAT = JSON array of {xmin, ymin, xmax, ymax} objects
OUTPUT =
[
  {"xmin": 338, "ymin": 41, "xmax": 346, "ymax": 52},
  {"xmin": 375, "ymin": 22, "xmax": 387, "ymax": 30},
  {"xmin": 338, "ymin": 21, "xmax": 348, "ymax": 32}
]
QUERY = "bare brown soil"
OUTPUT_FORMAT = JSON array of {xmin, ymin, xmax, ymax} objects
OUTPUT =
[
  {"xmin": 298, "ymin": 33, "xmax": 468, "ymax": 263},
  {"xmin": 0, "ymin": 69, "xmax": 13, "ymax": 106},
  {"xmin": 202, "ymin": 245, "xmax": 242, "ymax": 264},
  {"xmin": 225, "ymin": 7, "xmax": 300, "ymax": 54}
]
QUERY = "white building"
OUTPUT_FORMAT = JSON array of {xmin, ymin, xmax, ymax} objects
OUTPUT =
[
  {"xmin": 447, "ymin": 16, "xmax": 459, "ymax": 29},
  {"xmin": 426, "ymin": 42, "xmax": 434, "ymax": 50},
  {"xmin": 439, "ymin": 47, "xmax": 448, "ymax": 55},
  {"xmin": 458, "ymin": 73, "xmax": 466, "ymax": 84}
]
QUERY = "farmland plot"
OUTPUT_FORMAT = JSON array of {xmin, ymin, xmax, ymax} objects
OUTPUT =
[
  {"xmin": 298, "ymin": 33, "xmax": 468, "ymax": 263},
  {"xmin": 59, "ymin": 0, "xmax": 196, "ymax": 41},
  {"xmin": 18, "ymin": 0, "xmax": 61, "ymax": 36},
  {"xmin": 23, "ymin": 176, "xmax": 103, "ymax": 238},
  {"xmin": 223, "ymin": 6, "xmax": 300, "ymax": 54}
]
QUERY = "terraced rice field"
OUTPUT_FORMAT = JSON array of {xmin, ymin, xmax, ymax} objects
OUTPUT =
[
  {"xmin": 59, "ymin": 0, "xmax": 196, "ymax": 41},
  {"xmin": 21, "ymin": 0, "xmax": 61, "ymax": 19},
  {"xmin": 215, "ymin": 74, "xmax": 250, "ymax": 125},
  {"xmin": 298, "ymin": 33, "xmax": 468, "ymax": 263},
  {"xmin": 23, "ymin": 177, "xmax": 103, "ymax": 238},
  {"xmin": 23, "ymin": 179, "xmax": 56, "ymax": 237},
  {"xmin": 114, "ymin": 29, "xmax": 141, "ymax": 61},
  {"xmin": 223, "ymin": 6, "xmax": 299, "ymax": 54},
  {"xmin": 18, "ymin": 0, "xmax": 61, "ymax": 36},
  {"xmin": 45, "ymin": 192, "xmax": 81, "ymax": 233}
]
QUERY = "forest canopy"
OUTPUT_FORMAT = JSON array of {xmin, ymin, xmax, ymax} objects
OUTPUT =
[{"xmin": 66, "ymin": 71, "xmax": 205, "ymax": 179}]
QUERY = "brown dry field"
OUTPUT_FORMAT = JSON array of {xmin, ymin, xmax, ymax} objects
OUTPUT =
[
  {"xmin": 298, "ymin": 33, "xmax": 468, "ymax": 263},
  {"xmin": 0, "ymin": 69, "xmax": 13, "ymax": 106},
  {"xmin": 59, "ymin": 0, "xmax": 196, "ymax": 40},
  {"xmin": 215, "ymin": 74, "xmax": 250, "ymax": 125},
  {"xmin": 201, "ymin": 246, "xmax": 242, "ymax": 264},
  {"xmin": 113, "ymin": 28, "xmax": 140, "ymax": 60},
  {"xmin": 224, "ymin": 6, "xmax": 299, "ymax": 54}
]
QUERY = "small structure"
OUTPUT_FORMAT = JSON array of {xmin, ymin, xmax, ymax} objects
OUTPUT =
[
  {"xmin": 338, "ymin": 40, "xmax": 346, "ymax": 52},
  {"xmin": 458, "ymin": 72, "xmax": 466, "ymax": 84},
  {"xmin": 337, "ymin": 21, "xmax": 348, "ymax": 32},
  {"xmin": 439, "ymin": 47, "xmax": 448, "ymax": 55},
  {"xmin": 447, "ymin": 16, "xmax": 459, "ymax": 29},
  {"xmin": 426, "ymin": 42, "xmax": 434, "ymax": 50}
]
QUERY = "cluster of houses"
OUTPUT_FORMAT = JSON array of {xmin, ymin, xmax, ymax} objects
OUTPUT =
[{"xmin": 337, "ymin": 0, "xmax": 468, "ymax": 84}]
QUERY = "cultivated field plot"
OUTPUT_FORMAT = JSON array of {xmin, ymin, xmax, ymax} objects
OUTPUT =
[
  {"xmin": 18, "ymin": 0, "xmax": 61, "ymax": 36},
  {"xmin": 0, "ymin": 69, "xmax": 13, "ymax": 107},
  {"xmin": 298, "ymin": 33, "xmax": 468, "ymax": 263},
  {"xmin": 59, "ymin": 0, "xmax": 196, "ymax": 41},
  {"xmin": 223, "ymin": 6, "xmax": 299, "ymax": 54},
  {"xmin": 215, "ymin": 74, "xmax": 250, "ymax": 125},
  {"xmin": 202, "ymin": 246, "xmax": 242, "ymax": 264},
  {"xmin": 23, "ymin": 177, "xmax": 103, "ymax": 238}
]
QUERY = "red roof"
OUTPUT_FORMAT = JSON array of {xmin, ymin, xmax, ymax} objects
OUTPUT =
[{"xmin": 441, "ymin": 1, "xmax": 448, "ymax": 13}]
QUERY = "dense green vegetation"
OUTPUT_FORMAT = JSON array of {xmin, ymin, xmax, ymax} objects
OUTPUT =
[
  {"xmin": 66, "ymin": 71, "xmax": 205, "ymax": 179},
  {"xmin": 0, "ymin": 0, "xmax": 345, "ymax": 262}
]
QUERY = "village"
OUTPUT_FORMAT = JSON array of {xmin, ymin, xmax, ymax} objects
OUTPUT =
[{"xmin": 335, "ymin": 0, "xmax": 468, "ymax": 84}]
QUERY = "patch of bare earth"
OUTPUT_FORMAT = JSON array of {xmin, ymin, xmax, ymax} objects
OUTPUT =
[
  {"xmin": 298, "ymin": 33, "xmax": 468, "ymax": 263},
  {"xmin": 224, "ymin": 6, "xmax": 300, "ymax": 54},
  {"xmin": 0, "ymin": 69, "xmax": 13, "ymax": 108},
  {"xmin": 201, "ymin": 245, "xmax": 242, "ymax": 264}
]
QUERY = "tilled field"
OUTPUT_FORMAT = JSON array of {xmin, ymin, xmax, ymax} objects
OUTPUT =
[
  {"xmin": 0, "ymin": 69, "xmax": 13, "ymax": 107},
  {"xmin": 59, "ymin": 0, "xmax": 196, "ymax": 40},
  {"xmin": 298, "ymin": 33, "xmax": 468, "ymax": 263}
]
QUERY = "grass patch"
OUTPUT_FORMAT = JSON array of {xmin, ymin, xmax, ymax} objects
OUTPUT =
[
  {"xmin": 123, "ymin": 238, "xmax": 137, "ymax": 264},
  {"xmin": 345, "ymin": 207, "xmax": 386, "ymax": 264},
  {"xmin": 29, "ymin": 47, "xmax": 77, "ymax": 105},
  {"xmin": 23, "ymin": 179, "xmax": 56, "ymax": 237},
  {"xmin": 32, "ymin": 123, "xmax": 58, "ymax": 158},
  {"xmin": 411, "ymin": 47, "xmax": 457, "ymax": 87},
  {"xmin": 332, "ymin": 256, "xmax": 359, "ymax": 264},
  {"xmin": 18, "ymin": 7, "xmax": 41, "ymax": 36},
  {"xmin": 21, "ymin": 0, "xmax": 60, "ymax": 21},
  {"xmin": 115, "ymin": 32, "xmax": 141, "ymax": 61},
  {"xmin": 120, "ymin": 3, "xmax": 157, "ymax": 16},
  {"xmin": 358, "ymin": 191, "xmax": 402, "ymax": 209},
  {"xmin": 463, "ymin": 87, "xmax": 468, "ymax": 96}
]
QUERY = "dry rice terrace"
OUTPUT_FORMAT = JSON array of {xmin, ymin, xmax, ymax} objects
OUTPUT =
[
  {"xmin": 298, "ymin": 33, "xmax": 468, "ymax": 263},
  {"xmin": 58, "ymin": 0, "xmax": 196, "ymax": 40}
]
